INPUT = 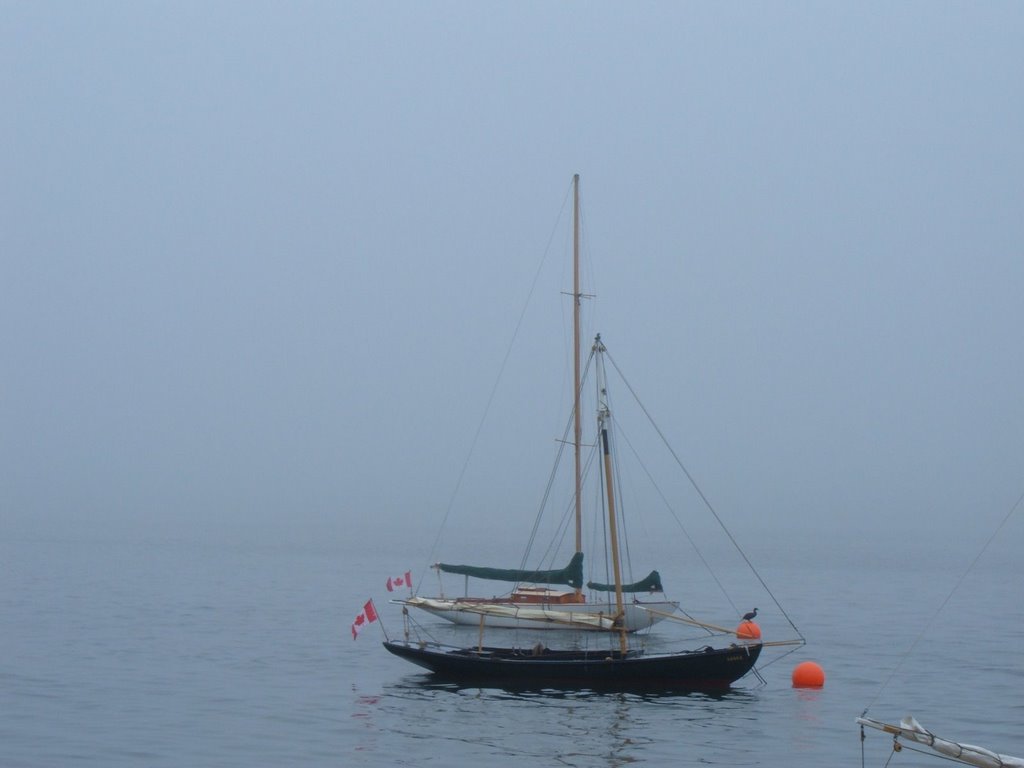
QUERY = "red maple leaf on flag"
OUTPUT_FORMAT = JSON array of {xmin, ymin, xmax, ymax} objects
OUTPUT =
[
  {"xmin": 351, "ymin": 599, "xmax": 379, "ymax": 640},
  {"xmin": 386, "ymin": 570, "xmax": 413, "ymax": 592}
]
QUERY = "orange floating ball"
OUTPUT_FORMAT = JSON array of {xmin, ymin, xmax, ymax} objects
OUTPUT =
[
  {"xmin": 735, "ymin": 620, "xmax": 761, "ymax": 639},
  {"xmin": 792, "ymin": 661, "xmax": 825, "ymax": 688}
]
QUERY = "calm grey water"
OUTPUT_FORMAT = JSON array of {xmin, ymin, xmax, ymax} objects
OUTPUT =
[{"xmin": 2, "ymin": 524, "xmax": 1021, "ymax": 767}]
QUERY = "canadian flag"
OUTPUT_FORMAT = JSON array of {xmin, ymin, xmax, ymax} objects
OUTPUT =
[
  {"xmin": 351, "ymin": 599, "xmax": 378, "ymax": 640},
  {"xmin": 386, "ymin": 570, "xmax": 413, "ymax": 592}
]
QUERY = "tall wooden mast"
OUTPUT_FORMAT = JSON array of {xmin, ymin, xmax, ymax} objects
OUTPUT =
[
  {"xmin": 595, "ymin": 335, "xmax": 628, "ymax": 654},
  {"xmin": 572, "ymin": 174, "xmax": 583, "ymax": 568}
]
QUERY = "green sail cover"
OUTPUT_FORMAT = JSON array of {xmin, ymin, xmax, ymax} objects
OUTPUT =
[
  {"xmin": 437, "ymin": 552, "xmax": 584, "ymax": 589},
  {"xmin": 587, "ymin": 570, "xmax": 663, "ymax": 593}
]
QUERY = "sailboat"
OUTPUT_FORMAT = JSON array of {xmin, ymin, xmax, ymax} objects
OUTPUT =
[
  {"xmin": 398, "ymin": 174, "xmax": 677, "ymax": 633},
  {"xmin": 383, "ymin": 175, "xmax": 798, "ymax": 689},
  {"xmin": 386, "ymin": 335, "xmax": 764, "ymax": 688}
]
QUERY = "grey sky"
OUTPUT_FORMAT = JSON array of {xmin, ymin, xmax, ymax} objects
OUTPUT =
[{"xmin": 3, "ymin": 3, "xmax": 1023, "ymax": 549}]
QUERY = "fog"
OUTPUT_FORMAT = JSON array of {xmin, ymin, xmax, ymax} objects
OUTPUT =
[{"xmin": 3, "ymin": 3, "xmax": 1023, "ymax": 555}]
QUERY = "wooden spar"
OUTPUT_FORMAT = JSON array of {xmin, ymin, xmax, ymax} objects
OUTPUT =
[
  {"xmin": 642, "ymin": 609, "xmax": 804, "ymax": 646},
  {"xmin": 602, "ymin": 426, "xmax": 628, "ymax": 655},
  {"xmin": 641, "ymin": 609, "xmax": 736, "ymax": 635},
  {"xmin": 572, "ymin": 174, "xmax": 583, "ymax": 575},
  {"xmin": 596, "ymin": 336, "xmax": 628, "ymax": 655}
]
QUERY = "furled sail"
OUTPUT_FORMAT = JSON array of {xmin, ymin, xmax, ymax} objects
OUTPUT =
[
  {"xmin": 402, "ymin": 597, "xmax": 615, "ymax": 630},
  {"xmin": 857, "ymin": 716, "xmax": 1024, "ymax": 768},
  {"xmin": 587, "ymin": 570, "xmax": 663, "ymax": 593},
  {"xmin": 436, "ymin": 552, "xmax": 584, "ymax": 589}
]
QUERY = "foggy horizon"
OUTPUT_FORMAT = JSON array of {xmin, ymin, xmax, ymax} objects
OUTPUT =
[{"xmin": 4, "ymin": 4, "xmax": 1023, "ymax": 559}]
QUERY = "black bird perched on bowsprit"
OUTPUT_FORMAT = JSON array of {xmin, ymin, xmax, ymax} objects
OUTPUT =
[{"xmin": 742, "ymin": 608, "xmax": 758, "ymax": 622}]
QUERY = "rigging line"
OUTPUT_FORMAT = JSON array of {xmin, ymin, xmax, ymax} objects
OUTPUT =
[
  {"xmin": 536, "ymin": 440, "xmax": 600, "ymax": 573},
  {"xmin": 597, "ymin": 438, "xmax": 612, "ymax": 594},
  {"xmin": 520, "ymin": 349, "xmax": 597, "ymax": 571},
  {"xmin": 754, "ymin": 642, "xmax": 804, "ymax": 672},
  {"xmin": 421, "ymin": 180, "xmax": 575, "ymax": 577},
  {"xmin": 536, "ymin": 466, "xmax": 585, "ymax": 576},
  {"xmin": 539, "ymin": 486, "xmax": 575, "ymax": 570},
  {"xmin": 578, "ymin": 446, "xmax": 602, "ymax": 586},
  {"xmin": 614, "ymin": 419, "xmax": 740, "ymax": 616},
  {"xmin": 612, "ymin": 427, "xmax": 635, "ymax": 584},
  {"xmin": 862, "ymin": 486, "xmax": 1024, "ymax": 716},
  {"xmin": 603, "ymin": 347, "xmax": 805, "ymax": 640},
  {"xmin": 520, "ymin": 405, "xmax": 572, "ymax": 572}
]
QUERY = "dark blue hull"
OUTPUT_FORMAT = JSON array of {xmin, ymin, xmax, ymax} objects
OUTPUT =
[{"xmin": 383, "ymin": 641, "xmax": 762, "ymax": 690}]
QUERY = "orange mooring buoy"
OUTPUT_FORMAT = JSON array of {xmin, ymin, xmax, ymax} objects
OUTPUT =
[
  {"xmin": 735, "ymin": 620, "xmax": 762, "ymax": 639},
  {"xmin": 792, "ymin": 660, "xmax": 825, "ymax": 688}
]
